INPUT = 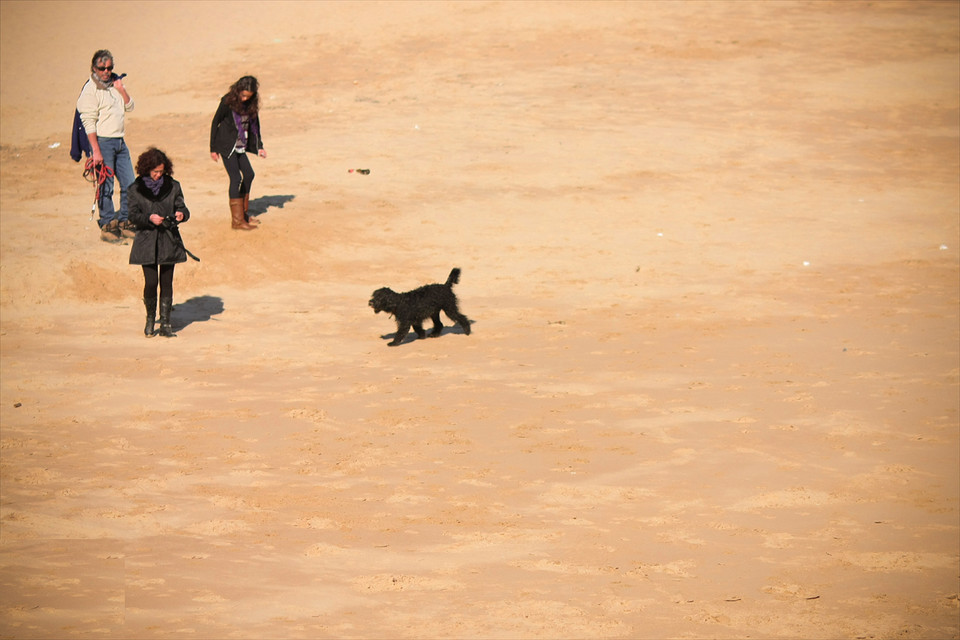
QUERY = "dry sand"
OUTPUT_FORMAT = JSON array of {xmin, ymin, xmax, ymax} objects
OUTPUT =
[{"xmin": 1, "ymin": 1, "xmax": 958, "ymax": 638}]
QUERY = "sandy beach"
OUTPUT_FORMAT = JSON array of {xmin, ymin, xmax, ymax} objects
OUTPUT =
[{"xmin": 1, "ymin": 1, "xmax": 958, "ymax": 638}]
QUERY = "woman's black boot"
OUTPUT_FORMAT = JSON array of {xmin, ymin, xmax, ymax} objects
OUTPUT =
[
  {"xmin": 144, "ymin": 297, "xmax": 157, "ymax": 337},
  {"xmin": 158, "ymin": 298, "xmax": 177, "ymax": 338}
]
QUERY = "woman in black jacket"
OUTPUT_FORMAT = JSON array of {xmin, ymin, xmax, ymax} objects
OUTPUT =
[
  {"xmin": 210, "ymin": 75, "xmax": 266, "ymax": 231},
  {"xmin": 128, "ymin": 147, "xmax": 191, "ymax": 338}
]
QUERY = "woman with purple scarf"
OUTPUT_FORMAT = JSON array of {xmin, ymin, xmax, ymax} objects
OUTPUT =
[
  {"xmin": 210, "ymin": 76, "xmax": 267, "ymax": 231},
  {"xmin": 128, "ymin": 148, "xmax": 191, "ymax": 338}
]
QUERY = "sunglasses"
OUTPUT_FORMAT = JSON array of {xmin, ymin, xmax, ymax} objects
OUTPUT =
[{"xmin": 96, "ymin": 65, "xmax": 114, "ymax": 72}]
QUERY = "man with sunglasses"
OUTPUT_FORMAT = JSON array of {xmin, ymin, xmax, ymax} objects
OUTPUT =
[{"xmin": 77, "ymin": 49, "xmax": 136, "ymax": 244}]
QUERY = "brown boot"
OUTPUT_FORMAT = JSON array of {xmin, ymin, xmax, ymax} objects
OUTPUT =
[
  {"xmin": 100, "ymin": 219, "xmax": 122, "ymax": 243},
  {"xmin": 230, "ymin": 198, "xmax": 256, "ymax": 230},
  {"xmin": 119, "ymin": 220, "xmax": 137, "ymax": 238},
  {"xmin": 242, "ymin": 193, "xmax": 260, "ymax": 225}
]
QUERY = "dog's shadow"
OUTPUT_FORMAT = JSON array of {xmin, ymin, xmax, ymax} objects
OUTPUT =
[
  {"xmin": 381, "ymin": 321, "xmax": 474, "ymax": 345},
  {"xmin": 248, "ymin": 194, "xmax": 295, "ymax": 218},
  {"xmin": 172, "ymin": 295, "xmax": 224, "ymax": 332}
]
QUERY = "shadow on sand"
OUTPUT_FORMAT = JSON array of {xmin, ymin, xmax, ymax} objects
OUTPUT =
[
  {"xmin": 248, "ymin": 194, "xmax": 296, "ymax": 218},
  {"xmin": 379, "ymin": 321, "xmax": 474, "ymax": 346},
  {"xmin": 172, "ymin": 295, "xmax": 225, "ymax": 332}
]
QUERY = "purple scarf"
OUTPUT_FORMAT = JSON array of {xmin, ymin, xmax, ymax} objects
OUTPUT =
[
  {"xmin": 232, "ymin": 111, "xmax": 259, "ymax": 149},
  {"xmin": 143, "ymin": 175, "xmax": 164, "ymax": 196}
]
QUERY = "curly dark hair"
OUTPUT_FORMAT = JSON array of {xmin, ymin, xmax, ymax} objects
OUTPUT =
[
  {"xmin": 225, "ymin": 75, "xmax": 259, "ymax": 116},
  {"xmin": 136, "ymin": 147, "xmax": 174, "ymax": 177}
]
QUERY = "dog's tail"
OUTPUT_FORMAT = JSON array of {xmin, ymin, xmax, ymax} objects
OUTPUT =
[{"xmin": 445, "ymin": 268, "xmax": 461, "ymax": 287}]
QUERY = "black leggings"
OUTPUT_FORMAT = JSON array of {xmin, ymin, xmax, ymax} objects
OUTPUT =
[
  {"xmin": 222, "ymin": 151, "xmax": 254, "ymax": 199},
  {"xmin": 142, "ymin": 264, "xmax": 175, "ymax": 300}
]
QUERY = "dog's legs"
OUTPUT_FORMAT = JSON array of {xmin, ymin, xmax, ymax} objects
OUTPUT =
[
  {"xmin": 429, "ymin": 313, "xmax": 444, "ymax": 337},
  {"xmin": 389, "ymin": 322, "xmax": 411, "ymax": 346},
  {"xmin": 444, "ymin": 305, "xmax": 472, "ymax": 335},
  {"xmin": 413, "ymin": 322, "xmax": 426, "ymax": 340}
]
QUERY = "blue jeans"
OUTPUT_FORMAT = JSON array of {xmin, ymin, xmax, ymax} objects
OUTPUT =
[{"xmin": 97, "ymin": 137, "xmax": 135, "ymax": 227}]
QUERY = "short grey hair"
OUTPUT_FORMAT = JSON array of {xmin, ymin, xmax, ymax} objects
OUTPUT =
[{"xmin": 91, "ymin": 49, "xmax": 113, "ymax": 71}]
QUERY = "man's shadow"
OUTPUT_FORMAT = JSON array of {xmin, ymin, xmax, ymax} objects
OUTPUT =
[
  {"xmin": 172, "ymin": 295, "xmax": 224, "ymax": 332},
  {"xmin": 248, "ymin": 195, "xmax": 295, "ymax": 218}
]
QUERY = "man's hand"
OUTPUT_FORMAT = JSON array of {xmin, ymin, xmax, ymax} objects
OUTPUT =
[
  {"xmin": 113, "ymin": 77, "xmax": 131, "ymax": 105},
  {"xmin": 87, "ymin": 133, "xmax": 103, "ymax": 165}
]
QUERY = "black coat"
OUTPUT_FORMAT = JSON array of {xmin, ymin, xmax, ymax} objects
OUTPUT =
[
  {"xmin": 128, "ymin": 177, "xmax": 191, "ymax": 266},
  {"xmin": 210, "ymin": 96, "xmax": 263, "ymax": 157}
]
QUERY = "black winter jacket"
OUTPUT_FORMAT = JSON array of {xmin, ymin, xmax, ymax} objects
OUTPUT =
[
  {"xmin": 128, "ymin": 177, "xmax": 191, "ymax": 266},
  {"xmin": 210, "ymin": 96, "xmax": 263, "ymax": 157}
]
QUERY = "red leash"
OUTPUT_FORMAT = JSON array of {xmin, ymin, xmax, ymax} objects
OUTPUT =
[{"xmin": 83, "ymin": 158, "xmax": 115, "ymax": 220}]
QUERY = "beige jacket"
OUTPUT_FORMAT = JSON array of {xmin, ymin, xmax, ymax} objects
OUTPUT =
[{"xmin": 77, "ymin": 76, "xmax": 134, "ymax": 138}]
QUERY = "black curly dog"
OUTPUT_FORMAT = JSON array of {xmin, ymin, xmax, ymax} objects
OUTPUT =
[{"xmin": 369, "ymin": 268, "xmax": 472, "ymax": 346}]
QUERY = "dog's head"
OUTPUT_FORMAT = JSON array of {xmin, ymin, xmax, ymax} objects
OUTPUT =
[{"xmin": 369, "ymin": 288, "xmax": 399, "ymax": 315}]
